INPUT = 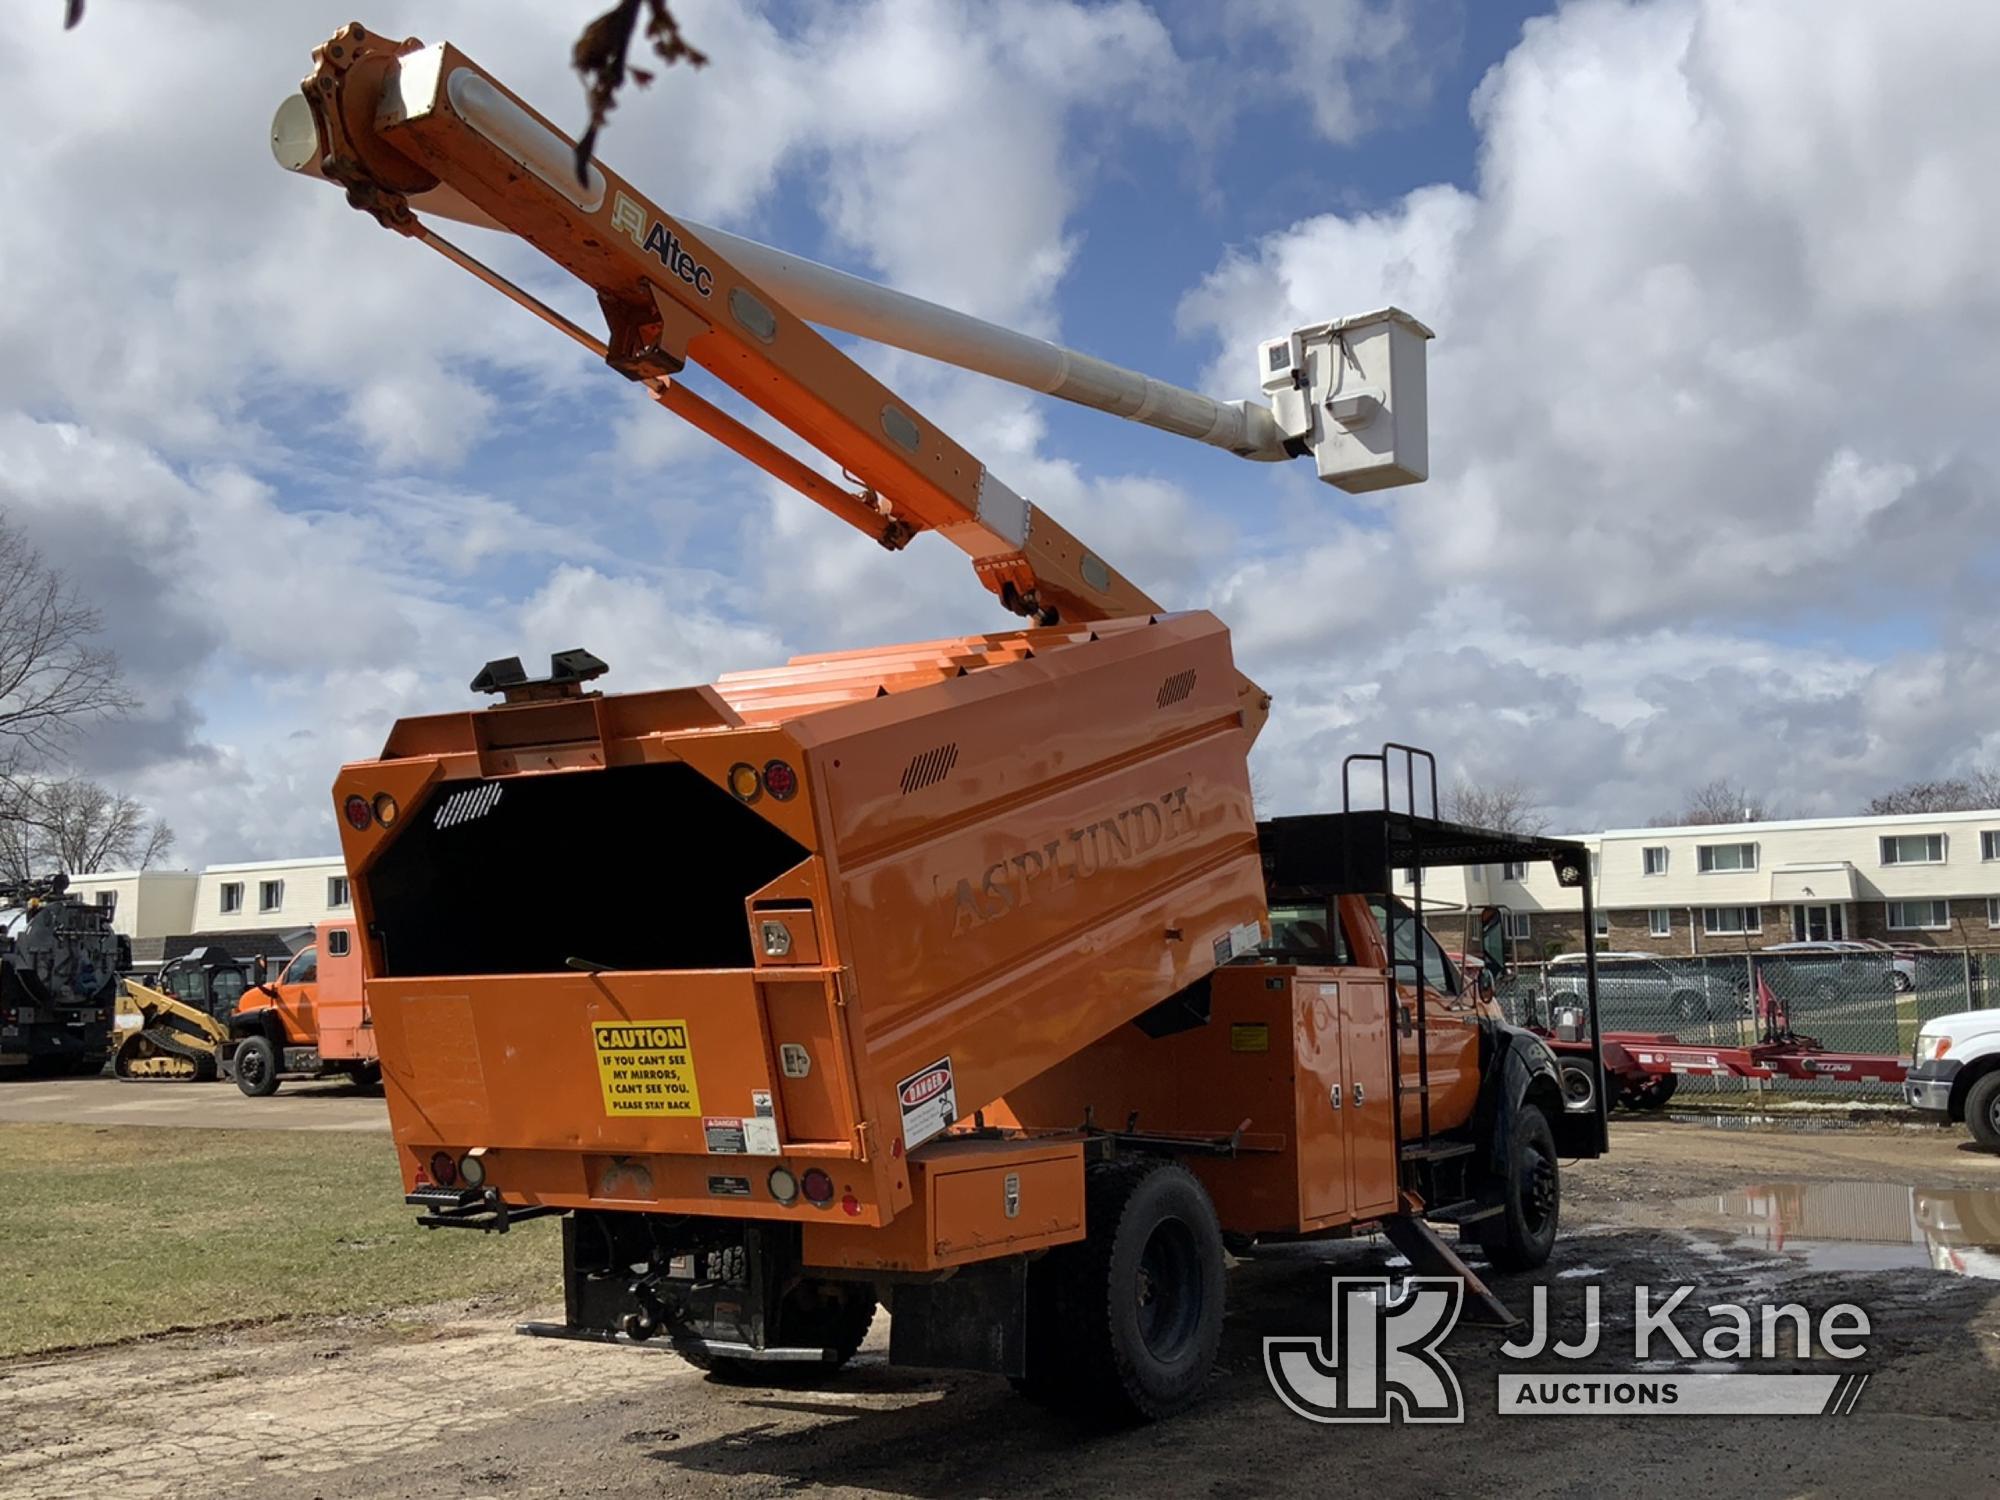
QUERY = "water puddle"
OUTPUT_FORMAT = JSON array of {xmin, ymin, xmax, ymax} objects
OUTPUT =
[
  {"xmin": 1710, "ymin": 1179, "xmax": 2000, "ymax": 1280},
  {"xmin": 1663, "ymin": 1112, "xmax": 1929, "ymax": 1133}
]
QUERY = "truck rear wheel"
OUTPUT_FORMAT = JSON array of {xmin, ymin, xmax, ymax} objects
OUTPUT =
[
  {"xmin": 1478, "ymin": 1105, "xmax": 1559, "ymax": 1272},
  {"xmin": 1022, "ymin": 1157, "xmax": 1225, "ymax": 1424},
  {"xmin": 1963, "ymin": 1072, "xmax": 2000, "ymax": 1152},
  {"xmin": 233, "ymin": 1035, "xmax": 281, "ymax": 1097}
]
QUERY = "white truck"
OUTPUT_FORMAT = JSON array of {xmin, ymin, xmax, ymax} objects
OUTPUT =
[{"xmin": 1906, "ymin": 1010, "xmax": 2000, "ymax": 1150}]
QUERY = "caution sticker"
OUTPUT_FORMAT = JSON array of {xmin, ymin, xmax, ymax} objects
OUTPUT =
[
  {"xmin": 592, "ymin": 1020, "xmax": 701, "ymax": 1116},
  {"xmin": 1230, "ymin": 1022, "xmax": 1270, "ymax": 1052}
]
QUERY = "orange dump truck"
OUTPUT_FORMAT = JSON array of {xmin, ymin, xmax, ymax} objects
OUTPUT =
[
  {"xmin": 228, "ymin": 918, "xmax": 378, "ymax": 1096},
  {"xmin": 281, "ymin": 25, "xmax": 1606, "ymax": 1421}
]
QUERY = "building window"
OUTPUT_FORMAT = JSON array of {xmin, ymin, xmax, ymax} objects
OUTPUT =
[
  {"xmin": 1648, "ymin": 908, "xmax": 1671, "ymax": 937},
  {"xmin": 1880, "ymin": 833, "xmax": 1945, "ymax": 865},
  {"xmin": 1642, "ymin": 845, "xmax": 1668, "ymax": 876},
  {"xmin": 327, "ymin": 876, "xmax": 350, "ymax": 908},
  {"xmin": 1702, "ymin": 905, "xmax": 1762, "ymax": 935},
  {"xmin": 258, "ymin": 879, "xmax": 284, "ymax": 913},
  {"xmin": 1982, "ymin": 831, "xmax": 2000, "ymax": 862},
  {"xmin": 1592, "ymin": 908, "xmax": 1610, "ymax": 938},
  {"xmin": 1886, "ymin": 899, "xmax": 1949, "ymax": 931},
  {"xmin": 327, "ymin": 928, "xmax": 352, "ymax": 957},
  {"xmin": 1504, "ymin": 912, "xmax": 1531, "ymax": 940},
  {"xmin": 1502, "ymin": 862, "xmax": 1528, "ymax": 882},
  {"xmin": 1696, "ymin": 842, "xmax": 1758, "ymax": 874},
  {"xmin": 220, "ymin": 882, "xmax": 243, "ymax": 915},
  {"xmin": 1988, "ymin": 898, "xmax": 2000, "ymax": 930},
  {"xmin": 95, "ymin": 890, "xmax": 117, "ymax": 914}
]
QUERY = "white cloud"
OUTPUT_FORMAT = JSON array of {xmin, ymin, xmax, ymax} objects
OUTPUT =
[{"xmin": 1181, "ymin": 0, "xmax": 2000, "ymax": 827}]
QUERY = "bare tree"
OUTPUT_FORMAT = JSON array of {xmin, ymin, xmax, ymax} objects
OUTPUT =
[
  {"xmin": 1444, "ymin": 777, "xmax": 1549, "ymax": 835},
  {"xmin": 67, "ymin": 2, "xmax": 708, "ymax": 185},
  {"xmin": 1650, "ymin": 777, "xmax": 1774, "ymax": 827},
  {"xmin": 0, "ymin": 523, "xmax": 132, "ymax": 774},
  {"xmin": 1865, "ymin": 772, "xmax": 2000, "ymax": 815},
  {"xmin": 9, "ymin": 776, "xmax": 173, "ymax": 875}
]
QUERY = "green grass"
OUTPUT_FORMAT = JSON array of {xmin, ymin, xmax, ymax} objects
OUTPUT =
[{"xmin": 0, "ymin": 1123, "xmax": 559, "ymax": 1357}]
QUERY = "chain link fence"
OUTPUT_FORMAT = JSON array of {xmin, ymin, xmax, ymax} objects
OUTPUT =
[{"xmin": 1493, "ymin": 948, "xmax": 2000, "ymax": 1103}]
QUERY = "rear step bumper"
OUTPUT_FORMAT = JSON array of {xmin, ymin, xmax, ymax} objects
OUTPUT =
[{"xmin": 515, "ymin": 1321, "xmax": 836, "ymax": 1362}]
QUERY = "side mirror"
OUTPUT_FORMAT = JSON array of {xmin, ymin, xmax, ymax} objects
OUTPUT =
[
  {"xmin": 254, "ymin": 955, "xmax": 269, "ymax": 985},
  {"xmin": 1478, "ymin": 905, "xmax": 1508, "ymax": 976}
]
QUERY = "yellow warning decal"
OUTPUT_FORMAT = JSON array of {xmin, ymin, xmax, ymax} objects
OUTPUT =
[
  {"xmin": 1229, "ymin": 1022, "xmax": 1270, "ymax": 1053},
  {"xmin": 592, "ymin": 1020, "xmax": 701, "ymax": 1116}
]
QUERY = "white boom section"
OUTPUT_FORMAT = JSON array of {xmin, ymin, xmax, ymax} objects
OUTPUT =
[
  {"xmin": 274, "ymin": 93, "xmax": 1429, "ymax": 490},
  {"xmin": 678, "ymin": 219, "xmax": 1288, "ymax": 462}
]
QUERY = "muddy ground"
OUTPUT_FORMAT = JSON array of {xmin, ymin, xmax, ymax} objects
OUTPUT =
[{"xmin": 6, "ymin": 1118, "xmax": 2000, "ymax": 1500}]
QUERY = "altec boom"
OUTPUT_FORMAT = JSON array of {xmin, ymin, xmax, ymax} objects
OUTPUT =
[{"xmin": 280, "ymin": 23, "xmax": 1600, "ymax": 1422}]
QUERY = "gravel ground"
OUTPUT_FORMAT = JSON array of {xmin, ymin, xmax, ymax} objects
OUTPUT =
[{"xmin": 4, "ymin": 1117, "xmax": 1999, "ymax": 1499}]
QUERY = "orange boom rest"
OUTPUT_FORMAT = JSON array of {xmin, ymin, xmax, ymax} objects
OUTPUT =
[{"xmin": 283, "ymin": 22, "xmax": 1604, "ymax": 1423}]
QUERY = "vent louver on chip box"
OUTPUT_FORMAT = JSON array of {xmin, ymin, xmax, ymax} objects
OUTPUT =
[
  {"xmin": 899, "ymin": 744, "xmax": 959, "ymax": 795},
  {"xmin": 1156, "ymin": 669, "xmax": 1198, "ymax": 708},
  {"xmin": 434, "ymin": 782, "xmax": 504, "ymax": 830}
]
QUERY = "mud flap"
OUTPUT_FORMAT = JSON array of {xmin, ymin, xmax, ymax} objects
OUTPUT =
[{"xmin": 888, "ymin": 1260, "xmax": 1027, "ymax": 1376}]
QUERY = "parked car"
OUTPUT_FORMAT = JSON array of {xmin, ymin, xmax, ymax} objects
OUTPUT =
[
  {"xmin": 1758, "ymin": 941, "xmax": 1906, "ymax": 1002},
  {"xmin": 1544, "ymin": 951, "xmax": 1746, "ymax": 1026}
]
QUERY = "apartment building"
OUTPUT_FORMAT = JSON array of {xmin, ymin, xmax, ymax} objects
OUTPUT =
[
  {"xmin": 1399, "ymin": 807, "xmax": 2000, "ymax": 957},
  {"xmin": 67, "ymin": 856, "xmax": 349, "ymax": 966}
]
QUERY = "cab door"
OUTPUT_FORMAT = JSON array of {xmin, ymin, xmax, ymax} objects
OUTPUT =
[
  {"xmin": 1366, "ymin": 898, "xmax": 1483, "ymax": 1139},
  {"xmin": 274, "ymin": 946, "xmax": 319, "ymax": 1043}
]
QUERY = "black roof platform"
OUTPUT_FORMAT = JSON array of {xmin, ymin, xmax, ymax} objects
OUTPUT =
[
  {"xmin": 1259, "ymin": 809, "xmax": 1591, "ymax": 900},
  {"xmin": 1261, "ymin": 741, "xmax": 1592, "ymax": 898}
]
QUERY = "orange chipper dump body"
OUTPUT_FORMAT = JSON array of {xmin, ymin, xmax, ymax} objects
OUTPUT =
[{"xmin": 336, "ymin": 615, "xmax": 1264, "ymax": 1239}]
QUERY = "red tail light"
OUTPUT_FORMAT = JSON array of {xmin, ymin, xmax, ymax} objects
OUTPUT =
[
  {"xmin": 800, "ymin": 1168, "xmax": 834, "ymax": 1205},
  {"xmin": 343, "ymin": 795, "xmax": 372, "ymax": 831},
  {"xmin": 763, "ymin": 760, "xmax": 799, "ymax": 801},
  {"xmin": 429, "ymin": 1151, "xmax": 459, "ymax": 1187}
]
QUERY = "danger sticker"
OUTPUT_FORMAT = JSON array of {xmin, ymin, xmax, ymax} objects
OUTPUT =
[
  {"xmin": 896, "ymin": 1055, "xmax": 957, "ymax": 1150},
  {"xmin": 592, "ymin": 1019, "xmax": 701, "ymax": 1116},
  {"xmin": 704, "ymin": 1117, "xmax": 748, "ymax": 1154}
]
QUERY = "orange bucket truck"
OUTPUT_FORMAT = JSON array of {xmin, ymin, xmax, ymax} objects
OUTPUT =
[{"xmin": 275, "ymin": 25, "xmax": 1604, "ymax": 1421}]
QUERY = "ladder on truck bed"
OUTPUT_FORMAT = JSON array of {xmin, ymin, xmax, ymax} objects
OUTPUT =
[{"xmin": 1259, "ymin": 746, "xmax": 1610, "ymax": 1199}]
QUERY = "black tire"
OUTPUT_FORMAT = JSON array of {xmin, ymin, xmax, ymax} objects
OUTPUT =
[
  {"xmin": 1893, "ymin": 971, "xmax": 1914, "ymax": 995},
  {"xmin": 1020, "ymin": 1157, "xmax": 1225, "ymax": 1424},
  {"xmin": 684, "ymin": 1278, "xmax": 875, "ymax": 1385},
  {"xmin": 1558, "ymin": 1061, "xmax": 1596, "ymax": 1111},
  {"xmin": 1629, "ymin": 1074, "xmax": 1678, "ymax": 1111},
  {"xmin": 1478, "ymin": 1105, "xmax": 1560, "ymax": 1272},
  {"xmin": 233, "ymin": 1035, "xmax": 280, "ymax": 1097},
  {"xmin": 1964, "ymin": 1072, "xmax": 2000, "ymax": 1152}
]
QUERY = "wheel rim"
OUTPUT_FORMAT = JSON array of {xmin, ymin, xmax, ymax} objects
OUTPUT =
[
  {"xmin": 1988, "ymin": 1094, "xmax": 2000, "ymax": 1137},
  {"xmin": 1561, "ymin": 1066, "xmax": 1594, "ymax": 1107},
  {"xmin": 1134, "ymin": 1215, "xmax": 1203, "ymax": 1361},
  {"xmin": 240, "ymin": 1048, "xmax": 267, "ymax": 1087},
  {"xmin": 1520, "ymin": 1139, "xmax": 1558, "ymax": 1236}
]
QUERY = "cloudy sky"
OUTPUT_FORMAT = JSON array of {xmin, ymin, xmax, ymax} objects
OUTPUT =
[{"xmin": 2, "ymin": 0, "xmax": 1997, "ymax": 867}]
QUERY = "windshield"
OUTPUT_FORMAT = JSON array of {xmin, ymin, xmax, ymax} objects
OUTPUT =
[{"xmin": 278, "ymin": 947, "xmax": 318, "ymax": 987}]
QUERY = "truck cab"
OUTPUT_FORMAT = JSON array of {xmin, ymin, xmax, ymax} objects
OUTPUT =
[
  {"xmin": 229, "ymin": 920, "xmax": 374, "ymax": 1096},
  {"xmin": 1907, "ymin": 1009, "xmax": 2000, "ymax": 1150}
]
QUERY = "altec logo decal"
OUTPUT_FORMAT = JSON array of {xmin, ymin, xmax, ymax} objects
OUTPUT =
[
  {"xmin": 611, "ymin": 191, "xmax": 714, "ymax": 298},
  {"xmin": 940, "ymin": 785, "xmax": 1196, "ymax": 935}
]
